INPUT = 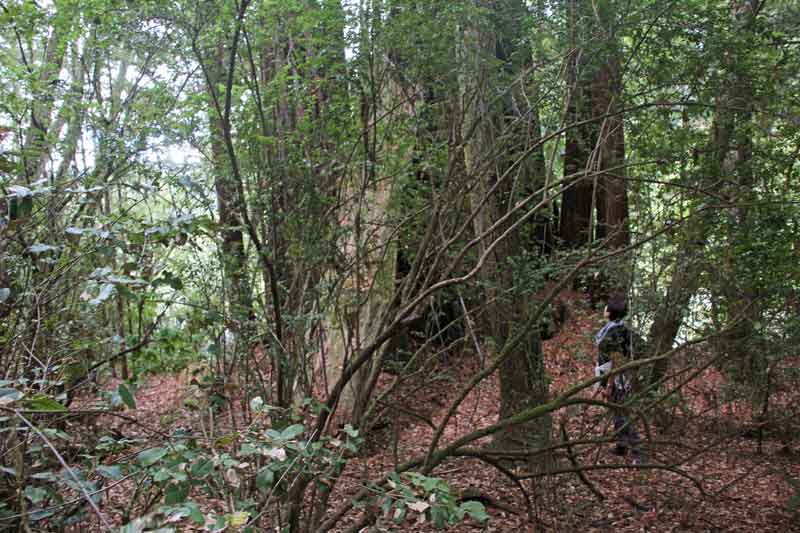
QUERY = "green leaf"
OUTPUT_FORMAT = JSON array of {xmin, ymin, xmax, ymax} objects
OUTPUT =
[
  {"xmin": 190, "ymin": 458, "xmax": 213, "ymax": 479},
  {"xmin": 458, "ymin": 501, "xmax": 489, "ymax": 522},
  {"xmin": 119, "ymin": 518, "xmax": 146, "ymax": 533},
  {"xmin": 28, "ymin": 243, "xmax": 59, "ymax": 254},
  {"xmin": 42, "ymin": 428, "xmax": 71, "ymax": 442},
  {"xmin": 8, "ymin": 185, "xmax": 32, "ymax": 197},
  {"xmin": 185, "ymin": 501, "xmax": 204, "ymax": 524},
  {"xmin": 256, "ymin": 467, "xmax": 274, "ymax": 492},
  {"xmin": 118, "ymin": 384, "xmax": 136, "ymax": 410},
  {"xmin": 280, "ymin": 424, "xmax": 305, "ymax": 440},
  {"xmin": 381, "ymin": 496, "xmax": 393, "ymax": 516},
  {"xmin": 28, "ymin": 508, "xmax": 55, "ymax": 522},
  {"xmin": 60, "ymin": 468, "xmax": 100, "ymax": 502},
  {"xmin": 89, "ymin": 284, "xmax": 114, "ymax": 306},
  {"xmin": 204, "ymin": 310, "xmax": 223, "ymax": 323},
  {"xmin": 138, "ymin": 447, "xmax": 168, "ymax": 467},
  {"xmin": 96, "ymin": 465, "xmax": 124, "ymax": 480},
  {"xmin": 408, "ymin": 472, "xmax": 441, "ymax": 492},
  {"xmin": 24, "ymin": 394, "xmax": 67, "ymax": 412},
  {"xmin": 431, "ymin": 505, "xmax": 447, "ymax": 529},
  {"xmin": 0, "ymin": 387, "xmax": 22, "ymax": 406},
  {"xmin": 212, "ymin": 514, "xmax": 227, "ymax": 531},
  {"xmin": 239, "ymin": 442, "xmax": 259, "ymax": 457},
  {"xmin": 65, "ymin": 226, "xmax": 85, "ymax": 236},
  {"xmin": 30, "ymin": 471, "xmax": 56, "ymax": 482},
  {"xmin": 788, "ymin": 493, "xmax": 800, "ymax": 513},
  {"xmin": 165, "ymin": 482, "xmax": 188, "ymax": 505},
  {"xmin": 24, "ymin": 486, "xmax": 48, "ymax": 504},
  {"xmin": 213, "ymin": 434, "xmax": 237, "ymax": 448},
  {"xmin": 153, "ymin": 468, "xmax": 172, "ymax": 482}
]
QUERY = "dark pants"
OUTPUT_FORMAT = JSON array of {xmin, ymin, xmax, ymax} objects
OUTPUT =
[{"xmin": 612, "ymin": 412, "xmax": 642, "ymax": 459}]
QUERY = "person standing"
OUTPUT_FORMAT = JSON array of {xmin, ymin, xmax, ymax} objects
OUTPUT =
[{"xmin": 595, "ymin": 294, "xmax": 644, "ymax": 463}]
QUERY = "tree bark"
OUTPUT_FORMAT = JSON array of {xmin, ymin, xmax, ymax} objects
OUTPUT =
[
  {"xmin": 315, "ymin": 0, "xmax": 406, "ymax": 427},
  {"xmin": 710, "ymin": 0, "xmax": 761, "ymax": 381},
  {"xmin": 649, "ymin": 0, "xmax": 761, "ymax": 386},
  {"xmin": 459, "ymin": 0, "xmax": 551, "ymax": 464},
  {"xmin": 560, "ymin": 0, "xmax": 628, "ymax": 249},
  {"xmin": 201, "ymin": 27, "xmax": 256, "ymax": 390}
]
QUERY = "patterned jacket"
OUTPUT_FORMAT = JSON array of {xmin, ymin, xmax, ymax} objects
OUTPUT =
[{"xmin": 595, "ymin": 322, "xmax": 634, "ymax": 404}]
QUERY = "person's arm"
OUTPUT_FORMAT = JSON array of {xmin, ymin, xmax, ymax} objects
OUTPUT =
[
  {"xmin": 599, "ymin": 327, "xmax": 628, "ymax": 396},
  {"xmin": 596, "ymin": 346, "xmax": 611, "ymax": 389}
]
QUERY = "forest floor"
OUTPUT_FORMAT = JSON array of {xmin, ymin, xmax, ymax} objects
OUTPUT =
[{"xmin": 99, "ymin": 292, "xmax": 800, "ymax": 532}]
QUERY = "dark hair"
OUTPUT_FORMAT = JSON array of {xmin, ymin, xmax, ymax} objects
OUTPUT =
[{"xmin": 606, "ymin": 294, "xmax": 628, "ymax": 320}]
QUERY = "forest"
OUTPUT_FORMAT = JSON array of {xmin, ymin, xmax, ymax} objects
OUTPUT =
[{"xmin": 1, "ymin": 0, "xmax": 799, "ymax": 531}]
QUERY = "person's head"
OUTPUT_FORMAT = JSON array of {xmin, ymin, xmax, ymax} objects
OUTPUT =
[{"xmin": 604, "ymin": 294, "xmax": 628, "ymax": 321}]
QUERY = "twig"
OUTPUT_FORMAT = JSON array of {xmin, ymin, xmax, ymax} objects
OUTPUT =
[
  {"xmin": 0, "ymin": 407, "xmax": 172, "ymax": 440},
  {"xmin": 458, "ymin": 487, "xmax": 522, "ymax": 516},
  {"xmin": 0, "ymin": 470, "xmax": 142, "ymax": 523},
  {"xmin": 517, "ymin": 461, "xmax": 705, "ymax": 496},
  {"xmin": 377, "ymin": 400, "xmax": 435, "ymax": 430},
  {"xmin": 561, "ymin": 425, "xmax": 605, "ymax": 502},
  {"xmin": 453, "ymin": 455, "xmax": 530, "ymax": 518},
  {"xmin": 14, "ymin": 410, "xmax": 113, "ymax": 531}
]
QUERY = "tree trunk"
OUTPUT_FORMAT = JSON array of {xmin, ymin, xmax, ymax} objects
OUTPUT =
[
  {"xmin": 203, "ymin": 34, "xmax": 255, "ymax": 391},
  {"xmin": 711, "ymin": 0, "xmax": 761, "ymax": 381},
  {"xmin": 459, "ymin": 0, "xmax": 551, "ymax": 464},
  {"xmin": 560, "ymin": 0, "xmax": 595, "ymax": 248},
  {"xmin": 560, "ymin": 0, "xmax": 628, "ymax": 249},
  {"xmin": 316, "ymin": 1, "xmax": 407, "ymax": 428},
  {"xmin": 21, "ymin": 25, "xmax": 68, "ymax": 182},
  {"xmin": 592, "ymin": 48, "xmax": 628, "ymax": 247},
  {"xmin": 647, "ymin": 247, "xmax": 703, "ymax": 384},
  {"xmin": 649, "ymin": 0, "xmax": 761, "ymax": 386}
]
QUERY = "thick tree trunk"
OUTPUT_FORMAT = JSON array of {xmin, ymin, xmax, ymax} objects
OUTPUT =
[
  {"xmin": 560, "ymin": 0, "xmax": 628, "ymax": 249},
  {"xmin": 22, "ymin": 26, "xmax": 68, "ymax": 182},
  {"xmin": 316, "ymin": 2, "xmax": 408, "ymax": 427},
  {"xmin": 204, "ymin": 39, "xmax": 255, "ymax": 392},
  {"xmin": 560, "ymin": 0, "xmax": 595, "ymax": 248},
  {"xmin": 246, "ymin": 0, "xmax": 349, "ymax": 410},
  {"xmin": 320, "ymin": 181, "xmax": 398, "ymax": 426},
  {"xmin": 650, "ymin": 1, "xmax": 760, "ymax": 386},
  {"xmin": 560, "ymin": 66, "xmax": 595, "ymax": 248},
  {"xmin": 647, "ymin": 249, "xmax": 703, "ymax": 384},
  {"xmin": 460, "ymin": 0, "xmax": 551, "ymax": 463},
  {"xmin": 710, "ymin": 1, "xmax": 761, "ymax": 380},
  {"xmin": 592, "ymin": 52, "xmax": 628, "ymax": 247}
]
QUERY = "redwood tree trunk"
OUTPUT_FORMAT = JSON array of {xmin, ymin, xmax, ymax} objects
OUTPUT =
[
  {"xmin": 560, "ymin": 0, "xmax": 628, "ymax": 249},
  {"xmin": 460, "ymin": 0, "xmax": 551, "ymax": 461}
]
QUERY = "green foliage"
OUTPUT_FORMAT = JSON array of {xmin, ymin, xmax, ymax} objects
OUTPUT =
[
  {"xmin": 105, "ymin": 400, "xmax": 364, "ymax": 531},
  {"xmin": 369, "ymin": 472, "xmax": 488, "ymax": 529},
  {"xmin": 0, "ymin": 0, "xmax": 798, "ymax": 530},
  {"xmin": 132, "ymin": 326, "xmax": 205, "ymax": 378}
]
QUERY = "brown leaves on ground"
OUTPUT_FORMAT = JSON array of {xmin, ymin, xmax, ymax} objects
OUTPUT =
[
  {"xmin": 95, "ymin": 293, "xmax": 800, "ymax": 531},
  {"xmin": 327, "ymin": 293, "xmax": 800, "ymax": 532}
]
